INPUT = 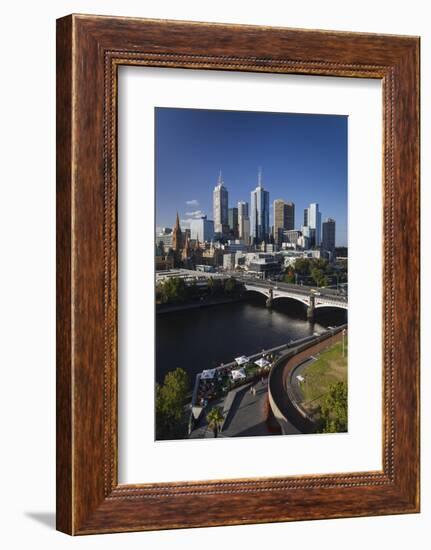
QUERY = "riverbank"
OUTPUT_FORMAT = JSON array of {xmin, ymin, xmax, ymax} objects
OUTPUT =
[{"xmin": 156, "ymin": 294, "xmax": 244, "ymax": 314}]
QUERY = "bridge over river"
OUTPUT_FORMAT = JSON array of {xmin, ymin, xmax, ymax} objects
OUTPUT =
[
  {"xmin": 239, "ymin": 278, "xmax": 347, "ymax": 320},
  {"xmin": 156, "ymin": 269, "xmax": 348, "ymax": 320}
]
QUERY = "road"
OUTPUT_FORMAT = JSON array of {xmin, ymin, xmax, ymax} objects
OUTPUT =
[
  {"xmin": 269, "ymin": 331, "xmax": 345, "ymax": 434},
  {"xmin": 231, "ymin": 274, "xmax": 348, "ymax": 302}
]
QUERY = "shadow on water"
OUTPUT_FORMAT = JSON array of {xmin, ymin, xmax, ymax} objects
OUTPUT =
[
  {"xmin": 270, "ymin": 297, "xmax": 308, "ymax": 319},
  {"xmin": 314, "ymin": 307, "xmax": 347, "ymax": 326}
]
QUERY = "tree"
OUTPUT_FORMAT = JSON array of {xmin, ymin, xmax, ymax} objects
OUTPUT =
[
  {"xmin": 206, "ymin": 407, "xmax": 224, "ymax": 438},
  {"xmin": 224, "ymin": 277, "xmax": 236, "ymax": 294},
  {"xmin": 294, "ymin": 258, "xmax": 311, "ymax": 276},
  {"xmin": 156, "ymin": 368, "xmax": 189, "ymax": 440},
  {"xmin": 155, "ymin": 284, "xmax": 164, "ymax": 304},
  {"xmin": 160, "ymin": 277, "xmax": 187, "ymax": 303},
  {"xmin": 283, "ymin": 270, "xmax": 295, "ymax": 284},
  {"xmin": 310, "ymin": 267, "xmax": 329, "ymax": 287},
  {"xmin": 311, "ymin": 258, "xmax": 329, "ymax": 271},
  {"xmin": 320, "ymin": 381, "xmax": 348, "ymax": 433}
]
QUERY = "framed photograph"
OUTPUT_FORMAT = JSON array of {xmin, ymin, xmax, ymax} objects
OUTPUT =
[{"xmin": 56, "ymin": 14, "xmax": 420, "ymax": 534}]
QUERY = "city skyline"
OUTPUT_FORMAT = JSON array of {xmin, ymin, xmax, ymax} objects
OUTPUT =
[{"xmin": 155, "ymin": 107, "xmax": 348, "ymax": 246}]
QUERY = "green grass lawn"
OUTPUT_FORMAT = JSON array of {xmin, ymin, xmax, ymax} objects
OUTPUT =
[{"xmin": 299, "ymin": 338, "xmax": 348, "ymax": 417}]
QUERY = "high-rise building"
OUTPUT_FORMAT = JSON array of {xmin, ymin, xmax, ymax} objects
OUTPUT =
[
  {"xmin": 238, "ymin": 201, "xmax": 249, "ymax": 242},
  {"xmin": 228, "ymin": 207, "xmax": 239, "ymax": 237},
  {"xmin": 190, "ymin": 216, "xmax": 215, "ymax": 243},
  {"xmin": 213, "ymin": 171, "xmax": 228, "ymax": 234},
  {"xmin": 273, "ymin": 200, "xmax": 295, "ymax": 244},
  {"xmin": 307, "ymin": 203, "xmax": 322, "ymax": 246},
  {"xmin": 242, "ymin": 217, "xmax": 250, "ymax": 245},
  {"xmin": 322, "ymin": 218, "xmax": 336, "ymax": 253},
  {"xmin": 285, "ymin": 202, "xmax": 295, "ymax": 230},
  {"xmin": 273, "ymin": 199, "xmax": 285, "ymax": 245},
  {"xmin": 304, "ymin": 208, "xmax": 308, "ymax": 226},
  {"xmin": 302, "ymin": 225, "xmax": 316, "ymax": 248},
  {"xmin": 250, "ymin": 170, "xmax": 270, "ymax": 244}
]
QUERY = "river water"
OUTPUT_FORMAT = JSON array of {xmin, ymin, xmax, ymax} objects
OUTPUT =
[{"xmin": 155, "ymin": 296, "xmax": 347, "ymax": 384}]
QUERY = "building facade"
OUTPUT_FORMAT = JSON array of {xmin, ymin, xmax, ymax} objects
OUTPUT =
[
  {"xmin": 248, "ymin": 254, "xmax": 282, "ymax": 278},
  {"xmin": 301, "ymin": 224, "xmax": 316, "ymax": 248},
  {"xmin": 223, "ymin": 252, "xmax": 236, "ymax": 270},
  {"xmin": 322, "ymin": 218, "xmax": 336, "ymax": 253},
  {"xmin": 156, "ymin": 230, "xmax": 173, "ymax": 251},
  {"xmin": 238, "ymin": 201, "xmax": 250, "ymax": 243},
  {"xmin": 273, "ymin": 199, "xmax": 295, "ymax": 244},
  {"xmin": 285, "ymin": 202, "xmax": 295, "ymax": 231},
  {"xmin": 228, "ymin": 207, "xmax": 239, "ymax": 238},
  {"xmin": 190, "ymin": 216, "xmax": 215, "ymax": 243},
  {"xmin": 306, "ymin": 203, "xmax": 322, "ymax": 246},
  {"xmin": 273, "ymin": 199, "xmax": 285, "ymax": 245},
  {"xmin": 282, "ymin": 229, "xmax": 302, "ymax": 246}
]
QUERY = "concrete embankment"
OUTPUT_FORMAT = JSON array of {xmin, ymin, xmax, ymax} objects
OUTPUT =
[{"xmin": 268, "ymin": 326, "xmax": 347, "ymax": 435}]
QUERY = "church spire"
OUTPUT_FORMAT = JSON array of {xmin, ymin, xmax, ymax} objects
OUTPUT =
[{"xmin": 172, "ymin": 212, "xmax": 182, "ymax": 252}]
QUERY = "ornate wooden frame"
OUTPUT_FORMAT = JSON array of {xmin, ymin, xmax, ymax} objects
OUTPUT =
[{"xmin": 56, "ymin": 14, "xmax": 420, "ymax": 534}]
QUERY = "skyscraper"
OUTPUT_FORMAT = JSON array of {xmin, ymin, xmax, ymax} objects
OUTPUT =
[
  {"xmin": 304, "ymin": 208, "xmax": 308, "ymax": 226},
  {"xmin": 273, "ymin": 199, "xmax": 295, "ymax": 245},
  {"xmin": 322, "ymin": 218, "xmax": 336, "ymax": 253},
  {"xmin": 228, "ymin": 207, "xmax": 239, "ymax": 238},
  {"xmin": 273, "ymin": 199, "xmax": 285, "ymax": 245},
  {"xmin": 213, "ymin": 171, "xmax": 228, "ymax": 234},
  {"xmin": 238, "ymin": 201, "xmax": 249, "ymax": 242},
  {"xmin": 250, "ymin": 169, "xmax": 270, "ymax": 244},
  {"xmin": 242, "ymin": 217, "xmax": 250, "ymax": 245},
  {"xmin": 307, "ymin": 203, "xmax": 322, "ymax": 246},
  {"xmin": 285, "ymin": 202, "xmax": 295, "ymax": 230}
]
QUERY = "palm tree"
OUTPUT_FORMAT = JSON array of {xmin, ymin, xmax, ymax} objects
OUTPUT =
[{"xmin": 206, "ymin": 407, "xmax": 224, "ymax": 438}]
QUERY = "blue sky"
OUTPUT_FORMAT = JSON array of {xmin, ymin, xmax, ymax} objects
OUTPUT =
[{"xmin": 155, "ymin": 107, "xmax": 348, "ymax": 246}]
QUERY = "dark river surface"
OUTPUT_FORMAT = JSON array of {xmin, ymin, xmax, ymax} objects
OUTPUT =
[{"xmin": 155, "ymin": 296, "xmax": 347, "ymax": 384}]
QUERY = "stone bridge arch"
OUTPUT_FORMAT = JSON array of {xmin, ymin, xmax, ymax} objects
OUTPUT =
[
  {"xmin": 314, "ymin": 301, "xmax": 348, "ymax": 311},
  {"xmin": 244, "ymin": 284, "xmax": 310, "ymax": 308}
]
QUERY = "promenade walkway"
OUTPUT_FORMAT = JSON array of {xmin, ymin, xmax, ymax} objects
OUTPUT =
[
  {"xmin": 189, "ymin": 380, "xmax": 272, "ymax": 439},
  {"xmin": 222, "ymin": 379, "xmax": 271, "ymax": 437}
]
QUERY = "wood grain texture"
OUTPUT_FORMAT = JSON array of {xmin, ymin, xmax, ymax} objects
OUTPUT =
[
  {"xmin": 56, "ymin": 14, "xmax": 420, "ymax": 535},
  {"xmin": 56, "ymin": 15, "xmax": 73, "ymax": 535}
]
